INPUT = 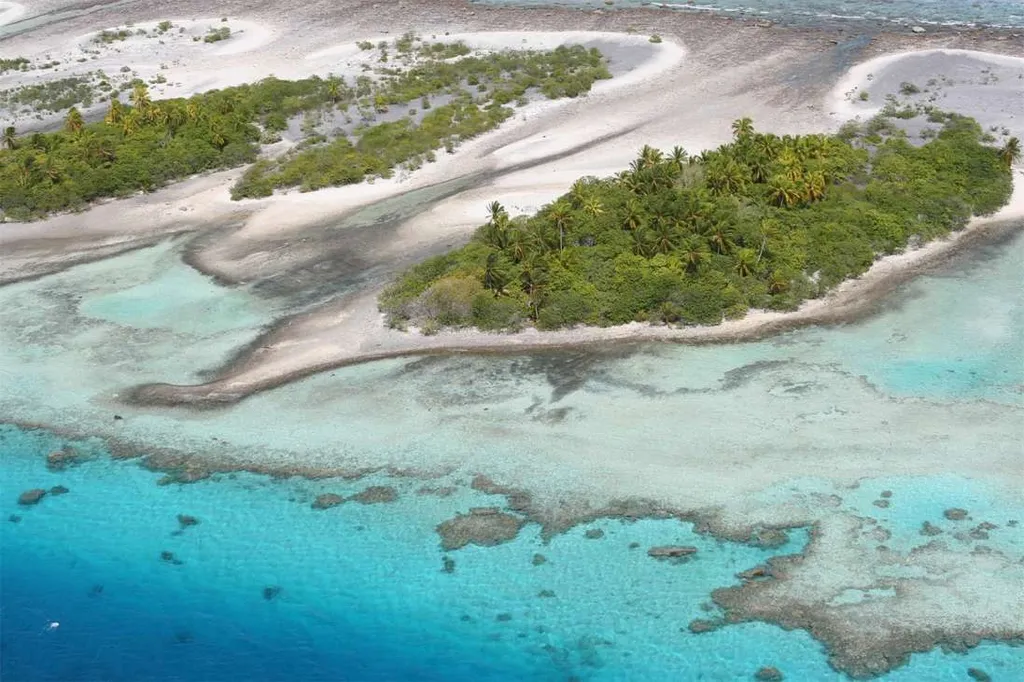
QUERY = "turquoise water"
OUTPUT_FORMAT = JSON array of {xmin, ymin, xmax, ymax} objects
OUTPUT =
[
  {"xmin": 476, "ymin": 0, "xmax": 1024, "ymax": 29},
  {"xmin": 5, "ymin": 425, "xmax": 1024, "ymax": 681}
]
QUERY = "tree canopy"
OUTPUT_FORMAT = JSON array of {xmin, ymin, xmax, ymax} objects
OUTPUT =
[{"xmin": 380, "ymin": 112, "xmax": 1013, "ymax": 333}]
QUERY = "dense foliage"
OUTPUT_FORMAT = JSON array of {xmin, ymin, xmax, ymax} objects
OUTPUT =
[
  {"xmin": 0, "ymin": 39, "xmax": 609, "ymax": 221},
  {"xmin": 380, "ymin": 113, "xmax": 1015, "ymax": 333}
]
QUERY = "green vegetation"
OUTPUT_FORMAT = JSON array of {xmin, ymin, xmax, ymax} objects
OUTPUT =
[
  {"xmin": 202, "ymin": 26, "xmax": 232, "ymax": 43},
  {"xmin": 858, "ymin": 91, "xmax": 869, "ymax": 101},
  {"xmin": 898, "ymin": 81, "xmax": 920, "ymax": 95},
  {"xmin": 95, "ymin": 28, "xmax": 136, "ymax": 44},
  {"xmin": 231, "ymin": 42, "xmax": 610, "ymax": 198},
  {"xmin": 0, "ymin": 57, "xmax": 30, "ymax": 74},
  {"xmin": 0, "ymin": 39, "xmax": 610, "ymax": 221},
  {"xmin": 649, "ymin": 34, "xmax": 663, "ymax": 44},
  {"xmin": 380, "ymin": 113, "xmax": 1013, "ymax": 332}
]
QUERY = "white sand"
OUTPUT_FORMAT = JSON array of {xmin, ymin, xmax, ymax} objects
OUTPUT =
[{"xmin": 0, "ymin": 1, "xmax": 25, "ymax": 26}]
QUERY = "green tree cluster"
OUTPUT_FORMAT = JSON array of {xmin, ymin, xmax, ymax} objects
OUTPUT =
[
  {"xmin": 231, "ymin": 44, "xmax": 610, "ymax": 198},
  {"xmin": 380, "ymin": 113, "xmax": 1012, "ymax": 332}
]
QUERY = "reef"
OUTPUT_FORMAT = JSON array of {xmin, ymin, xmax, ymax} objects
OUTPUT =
[
  {"xmin": 436, "ymin": 507, "xmax": 526, "ymax": 551},
  {"xmin": 754, "ymin": 667, "xmax": 784, "ymax": 681},
  {"xmin": 348, "ymin": 485, "xmax": 399, "ymax": 504},
  {"xmin": 46, "ymin": 446, "xmax": 83, "ymax": 471},
  {"xmin": 177, "ymin": 514, "xmax": 201, "ymax": 528},
  {"xmin": 17, "ymin": 488, "xmax": 46, "ymax": 505},
  {"xmin": 311, "ymin": 493, "xmax": 344, "ymax": 510},
  {"xmin": 711, "ymin": 515, "xmax": 1024, "ymax": 678},
  {"xmin": 49, "ymin": 485, "xmax": 69, "ymax": 495},
  {"xmin": 647, "ymin": 545, "xmax": 698, "ymax": 561}
]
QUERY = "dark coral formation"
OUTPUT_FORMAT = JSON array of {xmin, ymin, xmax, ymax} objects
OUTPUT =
[
  {"xmin": 263, "ymin": 586, "xmax": 282, "ymax": 601},
  {"xmin": 944, "ymin": 508, "xmax": 969, "ymax": 521},
  {"xmin": 17, "ymin": 489, "xmax": 46, "ymax": 505},
  {"xmin": 312, "ymin": 493, "xmax": 344, "ymax": 510},
  {"xmin": 436, "ymin": 507, "xmax": 525, "ymax": 551},
  {"xmin": 177, "ymin": 514, "xmax": 200, "ymax": 528},
  {"xmin": 754, "ymin": 666, "xmax": 784, "ymax": 681},
  {"xmin": 920, "ymin": 521, "xmax": 943, "ymax": 536},
  {"xmin": 532, "ymin": 553, "xmax": 548, "ymax": 566},
  {"xmin": 584, "ymin": 528, "xmax": 605, "ymax": 539},
  {"xmin": 687, "ymin": 619, "xmax": 721, "ymax": 634},
  {"xmin": 349, "ymin": 485, "xmax": 399, "ymax": 504},
  {"xmin": 49, "ymin": 485, "xmax": 69, "ymax": 495},
  {"xmin": 46, "ymin": 447, "xmax": 81, "ymax": 471},
  {"xmin": 442, "ymin": 557, "xmax": 456, "ymax": 574},
  {"xmin": 647, "ymin": 545, "xmax": 698, "ymax": 561}
]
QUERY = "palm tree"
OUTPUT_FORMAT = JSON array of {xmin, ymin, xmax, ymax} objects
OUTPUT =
[
  {"xmin": 582, "ymin": 196, "xmax": 604, "ymax": 218},
  {"xmin": 2, "ymin": 125, "xmax": 16, "ymax": 150},
  {"xmin": 325, "ymin": 75, "xmax": 344, "ymax": 104},
  {"xmin": 622, "ymin": 199, "xmax": 644, "ymax": 232},
  {"xmin": 631, "ymin": 228, "xmax": 652, "ymax": 257},
  {"xmin": 679, "ymin": 236, "xmax": 710, "ymax": 273},
  {"xmin": 1000, "ymin": 137, "xmax": 1021, "ymax": 167},
  {"xmin": 130, "ymin": 83, "xmax": 152, "ymax": 113},
  {"xmin": 64, "ymin": 107, "xmax": 84, "ymax": 135},
  {"xmin": 483, "ymin": 252, "xmax": 512, "ymax": 296},
  {"xmin": 549, "ymin": 200, "xmax": 572, "ymax": 252},
  {"xmin": 734, "ymin": 248, "xmax": 758, "ymax": 277},
  {"xmin": 105, "ymin": 99, "xmax": 124, "ymax": 126},
  {"xmin": 804, "ymin": 170, "xmax": 827, "ymax": 203},
  {"xmin": 569, "ymin": 179, "xmax": 589, "ymax": 208},
  {"xmin": 669, "ymin": 145, "xmax": 687, "ymax": 171},
  {"xmin": 731, "ymin": 117, "xmax": 755, "ymax": 141},
  {"xmin": 486, "ymin": 201, "xmax": 508, "ymax": 225},
  {"xmin": 768, "ymin": 176, "xmax": 801, "ymax": 208},
  {"xmin": 638, "ymin": 144, "xmax": 663, "ymax": 169},
  {"xmin": 650, "ymin": 220, "xmax": 679, "ymax": 255}
]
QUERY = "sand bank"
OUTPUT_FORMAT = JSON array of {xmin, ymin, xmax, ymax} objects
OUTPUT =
[{"xmin": 129, "ymin": 44, "xmax": 1024, "ymax": 408}]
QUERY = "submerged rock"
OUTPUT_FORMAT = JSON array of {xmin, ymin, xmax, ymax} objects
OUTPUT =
[
  {"xmin": 749, "ymin": 527, "xmax": 789, "ymax": 548},
  {"xmin": 442, "ymin": 557, "xmax": 456, "ymax": 574},
  {"xmin": 872, "ymin": 499, "xmax": 890, "ymax": 508},
  {"xmin": 495, "ymin": 613, "xmax": 512, "ymax": 622},
  {"xmin": 311, "ymin": 493, "xmax": 344, "ymax": 510},
  {"xmin": 687, "ymin": 619, "xmax": 720, "ymax": 634},
  {"xmin": 17, "ymin": 489, "xmax": 46, "ymax": 506},
  {"xmin": 647, "ymin": 545, "xmax": 698, "ymax": 560},
  {"xmin": 944, "ymin": 508, "xmax": 969, "ymax": 521},
  {"xmin": 755, "ymin": 666, "xmax": 784, "ymax": 681},
  {"xmin": 46, "ymin": 448, "xmax": 80, "ymax": 471},
  {"xmin": 349, "ymin": 485, "xmax": 398, "ymax": 504},
  {"xmin": 436, "ymin": 509, "xmax": 525, "ymax": 551},
  {"xmin": 967, "ymin": 668, "xmax": 991, "ymax": 682},
  {"xmin": 532, "ymin": 553, "xmax": 548, "ymax": 566},
  {"xmin": 177, "ymin": 514, "xmax": 200, "ymax": 528},
  {"xmin": 737, "ymin": 565, "xmax": 771, "ymax": 581},
  {"xmin": 920, "ymin": 521, "xmax": 943, "ymax": 536},
  {"xmin": 584, "ymin": 528, "xmax": 605, "ymax": 539},
  {"xmin": 538, "ymin": 589, "xmax": 556, "ymax": 598},
  {"xmin": 9, "ymin": 514, "xmax": 21, "ymax": 523},
  {"xmin": 49, "ymin": 485, "xmax": 69, "ymax": 496},
  {"xmin": 262, "ymin": 586, "xmax": 282, "ymax": 601},
  {"xmin": 160, "ymin": 551, "xmax": 183, "ymax": 565}
]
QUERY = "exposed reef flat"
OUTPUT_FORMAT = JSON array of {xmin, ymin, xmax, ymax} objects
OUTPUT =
[{"xmin": 712, "ymin": 515, "xmax": 1024, "ymax": 678}]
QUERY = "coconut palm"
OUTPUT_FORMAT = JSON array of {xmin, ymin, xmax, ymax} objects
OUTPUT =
[
  {"xmin": 734, "ymin": 248, "xmax": 758, "ymax": 277},
  {"xmin": 650, "ymin": 220, "xmax": 679, "ymax": 255},
  {"xmin": 582, "ymin": 196, "xmax": 604, "ymax": 218},
  {"xmin": 679, "ymin": 235, "xmax": 710, "ymax": 273},
  {"xmin": 130, "ymin": 83, "xmax": 152, "ymax": 113},
  {"xmin": 1000, "ymin": 137, "xmax": 1021, "ymax": 167},
  {"xmin": 669, "ymin": 145, "xmax": 687, "ymax": 171},
  {"xmin": 638, "ymin": 144, "xmax": 663, "ymax": 169},
  {"xmin": 549, "ymin": 200, "xmax": 572, "ymax": 252},
  {"xmin": 2, "ymin": 125, "xmax": 16, "ymax": 150},
  {"xmin": 622, "ymin": 199, "xmax": 644, "ymax": 232},
  {"xmin": 731, "ymin": 117, "xmax": 754, "ymax": 141},
  {"xmin": 64, "ymin": 107, "xmax": 84, "ymax": 135},
  {"xmin": 105, "ymin": 99, "xmax": 124, "ymax": 126},
  {"xmin": 768, "ymin": 176, "xmax": 801, "ymax": 208}
]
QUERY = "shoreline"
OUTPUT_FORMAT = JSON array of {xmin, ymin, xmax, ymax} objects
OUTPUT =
[{"xmin": 128, "ymin": 196, "xmax": 1024, "ymax": 407}]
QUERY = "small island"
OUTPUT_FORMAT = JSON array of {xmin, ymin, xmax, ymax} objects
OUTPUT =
[
  {"xmin": 0, "ymin": 34, "xmax": 610, "ymax": 221},
  {"xmin": 380, "ymin": 112, "xmax": 1018, "ymax": 332}
]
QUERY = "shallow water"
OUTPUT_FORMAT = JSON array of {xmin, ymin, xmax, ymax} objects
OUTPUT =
[{"xmin": 476, "ymin": 0, "xmax": 1024, "ymax": 29}]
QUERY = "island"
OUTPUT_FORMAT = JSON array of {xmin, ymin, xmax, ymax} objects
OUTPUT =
[{"xmin": 381, "ymin": 111, "xmax": 1017, "ymax": 333}]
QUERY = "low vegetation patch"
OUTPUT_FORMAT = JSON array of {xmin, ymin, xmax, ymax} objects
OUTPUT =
[
  {"xmin": 0, "ymin": 36, "xmax": 610, "ymax": 221},
  {"xmin": 380, "ymin": 114, "xmax": 1016, "ymax": 332}
]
